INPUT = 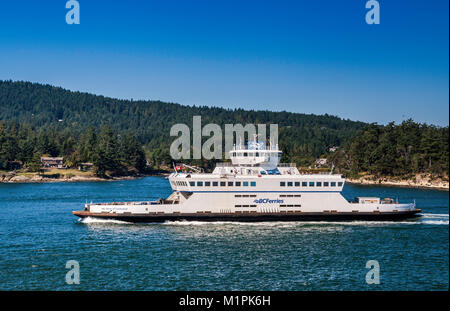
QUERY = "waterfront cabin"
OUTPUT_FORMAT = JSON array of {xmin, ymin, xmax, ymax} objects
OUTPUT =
[
  {"xmin": 41, "ymin": 157, "xmax": 65, "ymax": 169},
  {"xmin": 78, "ymin": 163, "xmax": 93, "ymax": 171}
]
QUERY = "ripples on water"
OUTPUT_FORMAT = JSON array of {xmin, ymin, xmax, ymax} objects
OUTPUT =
[{"xmin": 0, "ymin": 177, "xmax": 448, "ymax": 290}]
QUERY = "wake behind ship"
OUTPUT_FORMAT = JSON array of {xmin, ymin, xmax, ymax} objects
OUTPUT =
[{"xmin": 73, "ymin": 140, "xmax": 421, "ymax": 222}]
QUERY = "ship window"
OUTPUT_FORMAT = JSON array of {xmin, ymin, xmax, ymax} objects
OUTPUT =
[
  {"xmin": 213, "ymin": 181, "xmax": 218, "ymax": 186},
  {"xmin": 250, "ymin": 181, "xmax": 256, "ymax": 187},
  {"xmin": 189, "ymin": 181, "xmax": 195, "ymax": 186},
  {"xmin": 331, "ymin": 182, "xmax": 336, "ymax": 187},
  {"xmin": 287, "ymin": 182, "xmax": 293, "ymax": 187},
  {"xmin": 197, "ymin": 181, "xmax": 203, "ymax": 186},
  {"xmin": 205, "ymin": 181, "xmax": 211, "ymax": 186},
  {"xmin": 280, "ymin": 182, "xmax": 286, "ymax": 187},
  {"xmin": 316, "ymin": 182, "xmax": 322, "ymax": 187},
  {"xmin": 243, "ymin": 181, "xmax": 249, "ymax": 186},
  {"xmin": 235, "ymin": 195, "xmax": 241, "ymax": 197},
  {"xmin": 338, "ymin": 182, "xmax": 343, "ymax": 187},
  {"xmin": 309, "ymin": 182, "xmax": 315, "ymax": 187},
  {"xmin": 324, "ymin": 182, "xmax": 329, "ymax": 187},
  {"xmin": 302, "ymin": 182, "xmax": 307, "ymax": 187},
  {"xmin": 235, "ymin": 181, "xmax": 241, "ymax": 186},
  {"xmin": 243, "ymin": 152, "xmax": 248, "ymax": 156},
  {"xmin": 228, "ymin": 182, "xmax": 233, "ymax": 186},
  {"xmin": 295, "ymin": 182, "xmax": 300, "ymax": 187},
  {"xmin": 220, "ymin": 181, "xmax": 226, "ymax": 186}
]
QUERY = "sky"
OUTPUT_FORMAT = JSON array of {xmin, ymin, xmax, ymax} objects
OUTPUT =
[{"xmin": 0, "ymin": 0, "xmax": 448, "ymax": 125}]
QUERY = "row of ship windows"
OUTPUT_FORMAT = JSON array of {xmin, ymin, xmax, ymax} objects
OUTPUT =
[
  {"xmin": 230, "ymin": 151, "xmax": 281, "ymax": 157},
  {"xmin": 280, "ymin": 181, "xmax": 343, "ymax": 187},
  {"xmin": 174, "ymin": 181, "xmax": 258, "ymax": 187},
  {"xmin": 173, "ymin": 181, "xmax": 343, "ymax": 187}
]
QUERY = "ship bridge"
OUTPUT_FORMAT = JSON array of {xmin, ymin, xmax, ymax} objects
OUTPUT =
[{"xmin": 229, "ymin": 140, "xmax": 282, "ymax": 171}]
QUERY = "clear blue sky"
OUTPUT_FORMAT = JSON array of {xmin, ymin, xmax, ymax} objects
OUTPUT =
[{"xmin": 0, "ymin": 0, "xmax": 448, "ymax": 125}]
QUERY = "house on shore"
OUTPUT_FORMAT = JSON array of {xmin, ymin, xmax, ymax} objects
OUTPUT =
[
  {"xmin": 315, "ymin": 158, "xmax": 328, "ymax": 168},
  {"xmin": 41, "ymin": 157, "xmax": 65, "ymax": 169},
  {"xmin": 78, "ymin": 163, "xmax": 94, "ymax": 171}
]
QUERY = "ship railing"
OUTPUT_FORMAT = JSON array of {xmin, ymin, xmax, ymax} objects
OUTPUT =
[
  {"xmin": 278, "ymin": 163, "xmax": 297, "ymax": 167},
  {"xmin": 215, "ymin": 162, "xmax": 234, "ymax": 167},
  {"xmin": 87, "ymin": 201, "xmax": 159, "ymax": 206}
]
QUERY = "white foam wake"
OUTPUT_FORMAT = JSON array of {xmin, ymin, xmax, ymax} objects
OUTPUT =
[
  {"xmin": 420, "ymin": 213, "xmax": 449, "ymax": 218},
  {"xmin": 162, "ymin": 217, "xmax": 449, "ymax": 227},
  {"xmin": 420, "ymin": 220, "xmax": 449, "ymax": 225},
  {"xmin": 78, "ymin": 214, "xmax": 449, "ymax": 226},
  {"xmin": 162, "ymin": 220, "xmax": 416, "ymax": 227},
  {"xmin": 78, "ymin": 217, "xmax": 132, "ymax": 225}
]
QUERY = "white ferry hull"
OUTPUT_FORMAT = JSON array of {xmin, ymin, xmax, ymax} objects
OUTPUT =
[
  {"xmin": 73, "ymin": 209, "xmax": 421, "ymax": 222},
  {"xmin": 73, "ymin": 192, "xmax": 421, "ymax": 222}
]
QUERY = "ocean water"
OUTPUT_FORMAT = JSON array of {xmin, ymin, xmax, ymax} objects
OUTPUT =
[{"xmin": 0, "ymin": 177, "xmax": 448, "ymax": 290}]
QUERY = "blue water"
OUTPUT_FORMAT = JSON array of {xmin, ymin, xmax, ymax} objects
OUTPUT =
[{"xmin": 0, "ymin": 177, "xmax": 448, "ymax": 290}]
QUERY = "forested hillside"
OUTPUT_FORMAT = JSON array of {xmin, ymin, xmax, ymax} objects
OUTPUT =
[
  {"xmin": 330, "ymin": 120, "xmax": 449, "ymax": 178},
  {"xmin": 0, "ymin": 80, "xmax": 365, "ymax": 166},
  {"xmin": 0, "ymin": 80, "xmax": 448, "ymax": 179}
]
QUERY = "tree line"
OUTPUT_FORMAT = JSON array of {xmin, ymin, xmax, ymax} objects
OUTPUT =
[
  {"xmin": 0, "ymin": 80, "xmax": 366, "ymax": 166},
  {"xmin": 330, "ymin": 120, "xmax": 449, "ymax": 178},
  {"xmin": 0, "ymin": 122, "xmax": 146, "ymax": 177},
  {"xmin": 0, "ymin": 81, "xmax": 448, "ymax": 178}
]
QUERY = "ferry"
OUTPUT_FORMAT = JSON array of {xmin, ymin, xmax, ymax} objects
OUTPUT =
[{"xmin": 73, "ymin": 140, "xmax": 421, "ymax": 222}]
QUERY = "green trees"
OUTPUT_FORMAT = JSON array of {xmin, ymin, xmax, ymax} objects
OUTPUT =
[
  {"xmin": 94, "ymin": 126, "xmax": 120, "ymax": 177},
  {"xmin": 0, "ymin": 81, "xmax": 448, "ymax": 179},
  {"xmin": 0, "ymin": 122, "xmax": 148, "ymax": 177},
  {"xmin": 0, "ymin": 80, "xmax": 366, "ymax": 165},
  {"xmin": 119, "ymin": 132, "xmax": 146, "ymax": 173},
  {"xmin": 332, "ymin": 120, "xmax": 449, "ymax": 178},
  {"xmin": 27, "ymin": 152, "xmax": 43, "ymax": 174}
]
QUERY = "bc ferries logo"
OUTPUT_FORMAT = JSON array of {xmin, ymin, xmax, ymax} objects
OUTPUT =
[{"xmin": 254, "ymin": 199, "xmax": 283, "ymax": 204}]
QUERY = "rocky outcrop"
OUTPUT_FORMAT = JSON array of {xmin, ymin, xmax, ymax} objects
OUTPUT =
[
  {"xmin": 8, "ymin": 175, "xmax": 30, "ymax": 182},
  {"xmin": 347, "ymin": 174, "xmax": 449, "ymax": 190}
]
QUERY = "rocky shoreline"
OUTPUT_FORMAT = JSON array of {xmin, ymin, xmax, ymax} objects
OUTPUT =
[
  {"xmin": 2, "ymin": 171, "xmax": 448, "ymax": 191},
  {"xmin": 346, "ymin": 175, "xmax": 449, "ymax": 191},
  {"xmin": 0, "ymin": 172, "xmax": 170, "ymax": 183}
]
